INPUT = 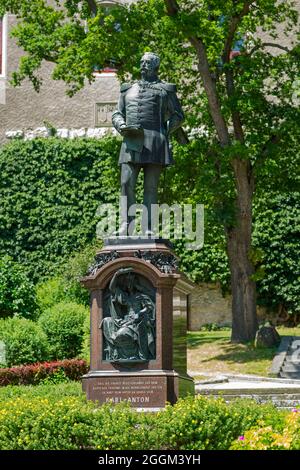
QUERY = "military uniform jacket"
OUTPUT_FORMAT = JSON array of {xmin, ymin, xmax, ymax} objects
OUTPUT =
[{"xmin": 112, "ymin": 80, "xmax": 184, "ymax": 166}]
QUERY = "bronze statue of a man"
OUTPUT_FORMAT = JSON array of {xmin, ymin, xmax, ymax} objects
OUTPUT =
[{"xmin": 112, "ymin": 52, "xmax": 184, "ymax": 236}]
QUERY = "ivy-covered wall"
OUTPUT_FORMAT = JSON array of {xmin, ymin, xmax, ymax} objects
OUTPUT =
[{"xmin": 0, "ymin": 138, "xmax": 119, "ymax": 281}]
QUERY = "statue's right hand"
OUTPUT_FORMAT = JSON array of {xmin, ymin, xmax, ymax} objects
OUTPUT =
[{"xmin": 119, "ymin": 124, "xmax": 127, "ymax": 135}]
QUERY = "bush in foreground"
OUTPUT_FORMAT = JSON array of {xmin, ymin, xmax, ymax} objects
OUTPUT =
[
  {"xmin": 231, "ymin": 409, "xmax": 300, "ymax": 450},
  {"xmin": 0, "ymin": 317, "xmax": 49, "ymax": 366},
  {"xmin": 0, "ymin": 391, "xmax": 290, "ymax": 450}
]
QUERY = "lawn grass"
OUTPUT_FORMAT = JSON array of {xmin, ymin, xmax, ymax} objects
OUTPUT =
[
  {"xmin": 0, "ymin": 381, "xmax": 84, "ymax": 401},
  {"xmin": 187, "ymin": 326, "xmax": 300, "ymax": 377}
]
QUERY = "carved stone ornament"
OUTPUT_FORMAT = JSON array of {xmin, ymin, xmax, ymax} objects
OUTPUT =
[
  {"xmin": 87, "ymin": 251, "xmax": 120, "ymax": 276},
  {"xmin": 134, "ymin": 250, "xmax": 178, "ymax": 274}
]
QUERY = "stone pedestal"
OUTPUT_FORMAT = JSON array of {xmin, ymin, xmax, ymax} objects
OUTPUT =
[{"xmin": 81, "ymin": 238, "xmax": 194, "ymax": 409}]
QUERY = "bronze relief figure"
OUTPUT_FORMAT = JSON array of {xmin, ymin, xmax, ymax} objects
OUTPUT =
[{"xmin": 101, "ymin": 267, "xmax": 156, "ymax": 363}]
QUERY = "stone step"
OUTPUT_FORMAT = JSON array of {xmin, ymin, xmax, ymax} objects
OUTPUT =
[
  {"xmin": 197, "ymin": 387, "xmax": 300, "ymax": 396},
  {"xmin": 270, "ymin": 336, "xmax": 300, "ymax": 378},
  {"xmin": 283, "ymin": 356, "xmax": 300, "ymax": 363},
  {"xmin": 196, "ymin": 391, "xmax": 300, "ymax": 409},
  {"xmin": 280, "ymin": 371, "xmax": 300, "ymax": 380},
  {"xmin": 281, "ymin": 364, "xmax": 300, "ymax": 372}
]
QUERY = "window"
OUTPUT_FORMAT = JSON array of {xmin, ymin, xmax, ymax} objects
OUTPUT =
[{"xmin": 93, "ymin": 1, "xmax": 122, "ymax": 75}]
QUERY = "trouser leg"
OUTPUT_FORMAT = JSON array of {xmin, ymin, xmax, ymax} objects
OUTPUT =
[
  {"xmin": 120, "ymin": 163, "xmax": 140, "ymax": 235},
  {"xmin": 143, "ymin": 164, "xmax": 162, "ymax": 234}
]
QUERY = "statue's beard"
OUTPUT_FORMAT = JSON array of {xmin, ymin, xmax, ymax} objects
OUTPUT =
[{"xmin": 141, "ymin": 69, "xmax": 158, "ymax": 82}]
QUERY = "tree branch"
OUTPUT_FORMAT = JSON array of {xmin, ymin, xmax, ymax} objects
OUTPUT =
[
  {"xmin": 225, "ymin": 68, "xmax": 244, "ymax": 143},
  {"xmin": 248, "ymin": 42, "xmax": 292, "ymax": 56},
  {"xmin": 164, "ymin": 0, "xmax": 180, "ymax": 16},
  {"xmin": 190, "ymin": 37, "xmax": 230, "ymax": 147},
  {"xmin": 223, "ymin": 1, "xmax": 255, "ymax": 63},
  {"xmin": 164, "ymin": 0, "xmax": 230, "ymax": 146},
  {"xmin": 86, "ymin": 0, "xmax": 98, "ymax": 16},
  {"xmin": 221, "ymin": 2, "xmax": 256, "ymax": 143}
]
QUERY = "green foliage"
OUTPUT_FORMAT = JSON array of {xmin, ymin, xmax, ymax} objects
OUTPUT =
[
  {"xmin": 0, "ymin": 390, "xmax": 287, "ymax": 450},
  {"xmin": 36, "ymin": 277, "xmax": 66, "ymax": 312},
  {"xmin": 199, "ymin": 323, "xmax": 231, "ymax": 332},
  {"xmin": 148, "ymin": 396, "xmax": 284, "ymax": 450},
  {"xmin": 38, "ymin": 302, "xmax": 88, "ymax": 360},
  {"xmin": 58, "ymin": 240, "xmax": 102, "ymax": 306},
  {"xmin": 0, "ymin": 381, "xmax": 83, "ymax": 401},
  {"xmin": 0, "ymin": 359, "xmax": 88, "ymax": 386},
  {"xmin": 36, "ymin": 241, "xmax": 100, "ymax": 310},
  {"xmin": 231, "ymin": 409, "xmax": 300, "ymax": 450},
  {"xmin": 0, "ymin": 137, "xmax": 119, "ymax": 282},
  {"xmin": 253, "ymin": 192, "xmax": 300, "ymax": 317},
  {"xmin": 0, "ymin": 317, "xmax": 49, "ymax": 366},
  {"xmin": 39, "ymin": 368, "xmax": 69, "ymax": 386},
  {"xmin": 0, "ymin": 256, "xmax": 38, "ymax": 319}
]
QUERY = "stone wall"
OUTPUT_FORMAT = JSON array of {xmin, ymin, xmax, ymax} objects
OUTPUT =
[
  {"xmin": 188, "ymin": 283, "xmax": 274, "ymax": 331},
  {"xmin": 188, "ymin": 283, "xmax": 232, "ymax": 330}
]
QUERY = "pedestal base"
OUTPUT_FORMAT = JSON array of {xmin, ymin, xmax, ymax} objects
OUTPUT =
[
  {"xmin": 82, "ymin": 370, "xmax": 194, "ymax": 408},
  {"xmin": 81, "ymin": 240, "xmax": 195, "ymax": 409}
]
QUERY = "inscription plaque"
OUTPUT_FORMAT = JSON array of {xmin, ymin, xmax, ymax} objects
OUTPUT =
[
  {"xmin": 84, "ymin": 375, "xmax": 170, "ymax": 407},
  {"xmin": 95, "ymin": 102, "xmax": 116, "ymax": 127}
]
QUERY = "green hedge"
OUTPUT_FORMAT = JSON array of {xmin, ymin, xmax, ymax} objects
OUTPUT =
[
  {"xmin": 38, "ymin": 302, "xmax": 88, "ymax": 360},
  {"xmin": 0, "ymin": 317, "xmax": 49, "ymax": 366},
  {"xmin": 231, "ymin": 409, "xmax": 300, "ymax": 450},
  {"xmin": 0, "ymin": 137, "xmax": 120, "ymax": 282},
  {"xmin": 0, "ymin": 392, "xmax": 287, "ymax": 450},
  {"xmin": 0, "ymin": 359, "xmax": 88, "ymax": 386}
]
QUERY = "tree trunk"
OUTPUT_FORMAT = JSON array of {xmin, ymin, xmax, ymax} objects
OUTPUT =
[{"xmin": 226, "ymin": 159, "xmax": 258, "ymax": 343}]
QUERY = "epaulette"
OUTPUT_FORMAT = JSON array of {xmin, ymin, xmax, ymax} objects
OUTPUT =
[
  {"xmin": 120, "ymin": 82, "xmax": 132, "ymax": 92},
  {"xmin": 159, "ymin": 82, "xmax": 177, "ymax": 92}
]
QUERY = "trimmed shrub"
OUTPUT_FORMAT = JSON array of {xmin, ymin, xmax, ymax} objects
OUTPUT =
[
  {"xmin": 38, "ymin": 302, "xmax": 88, "ymax": 360},
  {"xmin": 0, "ymin": 393, "xmax": 287, "ymax": 450},
  {"xmin": 81, "ymin": 309, "xmax": 90, "ymax": 362},
  {"xmin": 145, "ymin": 395, "xmax": 284, "ymax": 450},
  {"xmin": 0, "ymin": 256, "xmax": 38, "ymax": 320},
  {"xmin": 0, "ymin": 359, "xmax": 88, "ymax": 386},
  {"xmin": 0, "ymin": 318, "xmax": 49, "ymax": 366}
]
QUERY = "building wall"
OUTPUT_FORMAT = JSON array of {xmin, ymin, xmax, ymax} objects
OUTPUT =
[
  {"xmin": 0, "ymin": 2, "xmax": 130, "ymax": 142},
  {"xmin": 0, "ymin": 1, "xmax": 299, "ymax": 142}
]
